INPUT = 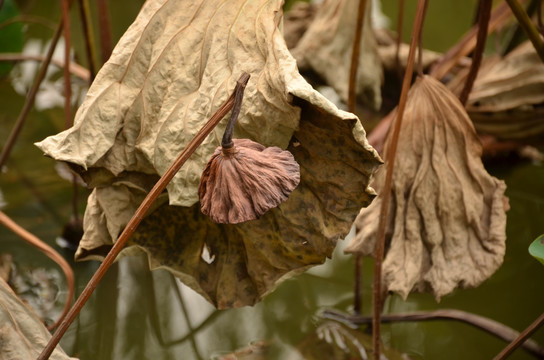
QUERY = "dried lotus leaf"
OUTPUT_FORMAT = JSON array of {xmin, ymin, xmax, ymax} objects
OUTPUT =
[
  {"xmin": 37, "ymin": 0, "xmax": 382, "ymax": 308},
  {"xmin": 346, "ymin": 76, "xmax": 508, "ymax": 300},
  {"xmin": 291, "ymin": 0, "xmax": 382, "ymax": 110}
]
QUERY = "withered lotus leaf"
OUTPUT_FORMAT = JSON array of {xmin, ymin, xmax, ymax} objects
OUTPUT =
[
  {"xmin": 35, "ymin": 0, "xmax": 381, "ymax": 308},
  {"xmin": 291, "ymin": 0, "xmax": 382, "ymax": 110},
  {"xmin": 199, "ymin": 139, "xmax": 300, "ymax": 224},
  {"xmin": 466, "ymin": 41, "xmax": 544, "ymax": 139},
  {"xmin": 0, "ymin": 278, "xmax": 76, "ymax": 360},
  {"xmin": 345, "ymin": 76, "xmax": 508, "ymax": 300}
]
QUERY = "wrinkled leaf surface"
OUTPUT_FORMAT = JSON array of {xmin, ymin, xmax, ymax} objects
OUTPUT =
[
  {"xmin": 346, "ymin": 76, "xmax": 508, "ymax": 300},
  {"xmin": 291, "ymin": 0, "xmax": 383, "ymax": 110},
  {"xmin": 0, "ymin": 278, "xmax": 76, "ymax": 360},
  {"xmin": 36, "ymin": 0, "xmax": 381, "ymax": 308},
  {"xmin": 466, "ymin": 41, "xmax": 544, "ymax": 139}
]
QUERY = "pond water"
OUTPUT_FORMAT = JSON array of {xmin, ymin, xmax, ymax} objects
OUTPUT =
[{"xmin": 1, "ymin": 1, "xmax": 543, "ymax": 359}]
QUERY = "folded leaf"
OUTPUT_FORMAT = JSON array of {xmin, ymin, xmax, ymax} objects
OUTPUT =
[
  {"xmin": 36, "ymin": 0, "xmax": 381, "ymax": 308},
  {"xmin": 346, "ymin": 76, "xmax": 508, "ymax": 300},
  {"xmin": 291, "ymin": 0, "xmax": 383, "ymax": 110},
  {"xmin": 0, "ymin": 278, "xmax": 76, "ymax": 360}
]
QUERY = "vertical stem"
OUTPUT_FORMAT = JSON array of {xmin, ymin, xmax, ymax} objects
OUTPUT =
[
  {"xmin": 416, "ymin": 0, "xmax": 429, "ymax": 76},
  {"xmin": 372, "ymin": 0, "xmax": 428, "ymax": 358},
  {"xmin": 459, "ymin": 0, "xmax": 492, "ymax": 106},
  {"xmin": 0, "ymin": 211, "xmax": 75, "ymax": 331},
  {"xmin": 494, "ymin": 312, "xmax": 544, "ymax": 360},
  {"xmin": 0, "ymin": 20, "xmax": 64, "ymax": 169},
  {"xmin": 353, "ymin": 254, "xmax": 363, "ymax": 314},
  {"xmin": 505, "ymin": 0, "xmax": 544, "ymax": 62},
  {"xmin": 77, "ymin": 0, "xmax": 97, "ymax": 81},
  {"xmin": 395, "ymin": 0, "xmax": 405, "ymax": 80},
  {"xmin": 72, "ymin": 174, "xmax": 80, "ymax": 221},
  {"xmin": 429, "ymin": 1, "xmax": 521, "ymax": 81},
  {"xmin": 61, "ymin": 0, "xmax": 72, "ymax": 129},
  {"xmin": 221, "ymin": 76, "xmax": 248, "ymax": 149},
  {"xmin": 537, "ymin": 0, "xmax": 543, "ymax": 35},
  {"xmin": 37, "ymin": 73, "xmax": 250, "ymax": 360},
  {"xmin": 348, "ymin": 0, "xmax": 368, "ymax": 112},
  {"xmin": 97, "ymin": 0, "xmax": 113, "ymax": 64}
]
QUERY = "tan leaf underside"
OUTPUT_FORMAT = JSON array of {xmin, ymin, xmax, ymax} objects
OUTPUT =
[{"xmin": 346, "ymin": 76, "xmax": 507, "ymax": 300}]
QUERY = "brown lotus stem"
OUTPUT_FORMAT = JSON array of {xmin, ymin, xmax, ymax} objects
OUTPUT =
[
  {"xmin": 61, "ymin": 0, "xmax": 72, "ymax": 129},
  {"xmin": 372, "ymin": 0, "xmax": 428, "ymax": 358},
  {"xmin": 347, "ymin": 0, "xmax": 367, "ymax": 112},
  {"xmin": 0, "ymin": 211, "xmax": 75, "ymax": 332},
  {"xmin": 37, "ymin": 72, "xmax": 250, "ymax": 360},
  {"xmin": 97, "ymin": 0, "xmax": 113, "ymax": 64},
  {"xmin": 416, "ymin": 0, "xmax": 429, "ymax": 76},
  {"xmin": 322, "ymin": 309, "xmax": 544, "ymax": 358},
  {"xmin": 221, "ymin": 74, "xmax": 249, "ymax": 149},
  {"xmin": 0, "ymin": 15, "xmax": 65, "ymax": 170},
  {"xmin": 494, "ymin": 312, "xmax": 544, "ymax": 360},
  {"xmin": 505, "ymin": 0, "xmax": 544, "ymax": 63},
  {"xmin": 395, "ymin": 0, "xmax": 405, "ymax": 80},
  {"xmin": 77, "ymin": 0, "xmax": 97, "ymax": 81},
  {"xmin": 538, "ymin": 0, "xmax": 543, "ymax": 35},
  {"xmin": 459, "ymin": 0, "xmax": 492, "ymax": 106},
  {"xmin": 430, "ymin": 1, "xmax": 524, "ymax": 80}
]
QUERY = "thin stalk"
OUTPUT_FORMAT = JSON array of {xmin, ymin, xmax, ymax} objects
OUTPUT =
[
  {"xmin": 459, "ymin": 0, "xmax": 492, "ymax": 106},
  {"xmin": 221, "ymin": 78, "xmax": 248, "ymax": 149},
  {"xmin": 0, "ymin": 19, "xmax": 64, "ymax": 170},
  {"xmin": 178, "ymin": 281, "xmax": 204, "ymax": 360},
  {"xmin": 416, "ymin": 0, "xmax": 429, "ymax": 76},
  {"xmin": 97, "ymin": 0, "xmax": 113, "ymax": 64},
  {"xmin": 0, "ymin": 211, "xmax": 75, "ymax": 331},
  {"xmin": 472, "ymin": 0, "xmax": 483, "ymax": 26},
  {"xmin": 348, "ymin": 0, "xmax": 368, "ymax": 112},
  {"xmin": 0, "ymin": 15, "xmax": 57, "ymax": 31},
  {"xmin": 505, "ymin": 0, "xmax": 544, "ymax": 62},
  {"xmin": 0, "ymin": 53, "xmax": 89, "ymax": 80},
  {"xmin": 60, "ymin": 0, "xmax": 80, "ymax": 223},
  {"xmin": 538, "ymin": 0, "xmax": 543, "ymax": 35},
  {"xmin": 353, "ymin": 255, "xmax": 363, "ymax": 314},
  {"xmin": 322, "ymin": 309, "xmax": 544, "ymax": 358},
  {"xmin": 37, "ymin": 73, "xmax": 250, "ymax": 360},
  {"xmin": 395, "ymin": 0, "xmax": 405, "ymax": 80},
  {"xmin": 61, "ymin": 0, "xmax": 72, "ymax": 129},
  {"xmin": 71, "ymin": 174, "xmax": 80, "ymax": 222},
  {"xmin": 494, "ymin": 312, "xmax": 544, "ymax": 360},
  {"xmin": 77, "ymin": 0, "xmax": 97, "ymax": 81},
  {"xmin": 502, "ymin": 0, "xmax": 540, "ymax": 54},
  {"xmin": 430, "ymin": 1, "xmax": 524, "ymax": 80},
  {"xmin": 372, "ymin": 0, "xmax": 428, "ymax": 358}
]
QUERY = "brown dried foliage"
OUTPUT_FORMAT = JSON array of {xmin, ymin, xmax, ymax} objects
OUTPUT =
[{"xmin": 346, "ymin": 76, "xmax": 508, "ymax": 300}]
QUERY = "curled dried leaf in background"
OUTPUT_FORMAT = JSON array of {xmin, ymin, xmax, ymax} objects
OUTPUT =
[
  {"xmin": 345, "ymin": 76, "xmax": 508, "ymax": 300},
  {"xmin": 453, "ymin": 41, "xmax": 544, "ymax": 139},
  {"xmin": 291, "ymin": 0, "xmax": 383, "ymax": 110},
  {"xmin": 283, "ymin": 2, "xmax": 318, "ymax": 49},
  {"xmin": 35, "ymin": 0, "xmax": 381, "ymax": 308}
]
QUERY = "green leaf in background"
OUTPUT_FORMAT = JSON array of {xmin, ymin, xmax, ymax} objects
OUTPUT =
[
  {"xmin": 0, "ymin": 0, "xmax": 25, "ymax": 76},
  {"xmin": 529, "ymin": 234, "xmax": 544, "ymax": 266}
]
